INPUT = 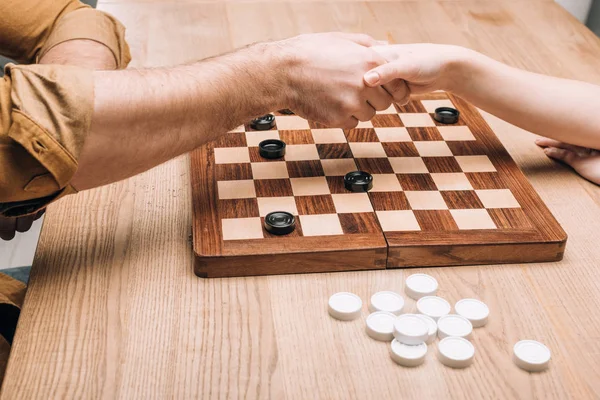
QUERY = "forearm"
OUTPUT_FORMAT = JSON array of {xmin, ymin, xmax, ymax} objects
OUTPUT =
[
  {"xmin": 72, "ymin": 43, "xmax": 287, "ymax": 190},
  {"xmin": 448, "ymin": 50, "xmax": 600, "ymax": 149}
]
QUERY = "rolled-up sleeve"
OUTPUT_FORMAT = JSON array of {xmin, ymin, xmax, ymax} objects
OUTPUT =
[{"xmin": 0, "ymin": 64, "xmax": 93, "ymax": 216}]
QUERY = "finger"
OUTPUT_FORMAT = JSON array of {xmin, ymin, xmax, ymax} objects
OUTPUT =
[
  {"xmin": 544, "ymin": 147, "xmax": 578, "ymax": 165},
  {"xmin": 0, "ymin": 217, "xmax": 17, "ymax": 241},
  {"xmin": 353, "ymin": 102, "xmax": 377, "ymax": 122},
  {"xmin": 535, "ymin": 138, "xmax": 588, "ymax": 154},
  {"xmin": 382, "ymin": 78, "xmax": 410, "ymax": 104},
  {"xmin": 364, "ymin": 60, "xmax": 420, "ymax": 87},
  {"xmin": 334, "ymin": 32, "xmax": 378, "ymax": 47},
  {"xmin": 16, "ymin": 215, "xmax": 35, "ymax": 233},
  {"xmin": 365, "ymin": 86, "xmax": 394, "ymax": 111},
  {"xmin": 340, "ymin": 117, "xmax": 359, "ymax": 130}
]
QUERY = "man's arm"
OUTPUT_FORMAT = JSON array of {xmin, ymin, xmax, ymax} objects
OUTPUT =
[{"xmin": 73, "ymin": 33, "xmax": 395, "ymax": 189}]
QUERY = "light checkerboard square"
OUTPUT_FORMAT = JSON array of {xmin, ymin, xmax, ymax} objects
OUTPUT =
[
  {"xmin": 405, "ymin": 191, "xmax": 448, "ymax": 210},
  {"xmin": 414, "ymin": 141, "xmax": 453, "ymax": 157},
  {"xmin": 246, "ymin": 130, "xmax": 280, "ymax": 147},
  {"xmin": 285, "ymin": 144, "xmax": 320, "ymax": 161},
  {"xmin": 400, "ymin": 113, "xmax": 436, "ymax": 127},
  {"xmin": 431, "ymin": 173, "xmax": 473, "ymax": 191},
  {"xmin": 222, "ymin": 217, "xmax": 263, "ymax": 240},
  {"xmin": 450, "ymin": 209, "xmax": 497, "ymax": 230},
  {"xmin": 376, "ymin": 210, "xmax": 421, "ymax": 232},
  {"xmin": 332, "ymin": 193, "xmax": 374, "ymax": 213},
  {"xmin": 375, "ymin": 127, "xmax": 411, "ymax": 142},
  {"xmin": 321, "ymin": 159, "xmax": 357, "ymax": 176},
  {"xmin": 355, "ymin": 120, "xmax": 374, "ymax": 128},
  {"xmin": 349, "ymin": 142, "xmax": 387, "ymax": 158},
  {"xmin": 377, "ymin": 104, "xmax": 398, "ymax": 114},
  {"xmin": 251, "ymin": 162, "xmax": 289, "ymax": 180},
  {"xmin": 456, "ymin": 155, "xmax": 496, "ymax": 172},
  {"xmin": 371, "ymin": 174, "xmax": 403, "ymax": 192},
  {"xmin": 275, "ymin": 115, "xmax": 310, "ymax": 130},
  {"xmin": 311, "ymin": 128, "xmax": 347, "ymax": 144},
  {"xmin": 420, "ymin": 99, "xmax": 455, "ymax": 113},
  {"xmin": 214, "ymin": 147, "xmax": 250, "ymax": 164},
  {"xmin": 438, "ymin": 126, "xmax": 476, "ymax": 141},
  {"xmin": 476, "ymin": 189, "xmax": 520, "ymax": 208},
  {"xmin": 389, "ymin": 157, "xmax": 429, "ymax": 174},
  {"xmin": 300, "ymin": 214, "xmax": 343, "ymax": 236},
  {"xmin": 257, "ymin": 197, "xmax": 298, "ymax": 217},
  {"xmin": 290, "ymin": 177, "xmax": 330, "ymax": 196},
  {"xmin": 218, "ymin": 180, "xmax": 256, "ymax": 199}
]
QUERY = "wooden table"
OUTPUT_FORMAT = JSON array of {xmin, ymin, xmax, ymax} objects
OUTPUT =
[{"xmin": 3, "ymin": 1, "xmax": 600, "ymax": 398}]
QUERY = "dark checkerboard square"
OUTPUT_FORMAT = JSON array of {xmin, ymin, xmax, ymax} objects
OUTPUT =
[
  {"xmin": 308, "ymin": 120, "xmax": 331, "ymax": 129},
  {"xmin": 279, "ymin": 129, "xmax": 314, "ymax": 144},
  {"xmin": 213, "ymin": 132, "xmax": 247, "ymax": 148},
  {"xmin": 216, "ymin": 163, "xmax": 253, "ymax": 181},
  {"xmin": 249, "ymin": 146, "xmax": 284, "ymax": 163},
  {"xmin": 317, "ymin": 143, "xmax": 353, "ymax": 159},
  {"xmin": 422, "ymin": 157, "xmax": 463, "ymax": 173},
  {"xmin": 407, "ymin": 127, "xmax": 443, "ymax": 141},
  {"xmin": 396, "ymin": 101, "xmax": 427, "ymax": 113},
  {"xmin": 371, "ymin": 114, "xmax": 403, "ymax": 128},
  {"xmin": 254, "ymin": 179, "xmax": 294, "ymax": 197},
  {"xmin": 345, "ymin": 128, "xmax": 379, "ymax": 142},
  {"xmin": 441, "ymin": 190, "xmax": 484, "ymax": 209},
  {"xmin": 286, "ymin": 160, "xmax": 325, "ymax": 178},
  {"xmin": 397, "ymin": 174, "xmax": 438, "ymax": 191},
  {"xmin": 382, "ymin": 142, "xmax": 419, "ymax": 157},
  {"xmin": 447, "ymin": 141, "xmax": 488, "ymax": 156},
  {"xmin": 355, "ymin": 158, "xmax": 394, "ymax": 174},
  {"xmin": 339, "ymin": 212, "xmax": 381, "ymax": 234},
  {"xmin": 413, "ymin": 210, "xmax": 459, "ymax": 231},
  {"xmin": 370, "ymin": 191, "xmax": 411, "ymax": 211},
  {"xmin": 219, "ymin": 198, "xmax": 259, "ymax": 219},
  {"xmin": 488, "ymin": 208, "xmax": 533, "ymax": 229},
  {"xmin": 327, "ymin": 176, "xmax": 349, "ymax": 194},
  {"xmin": 466, "ymin": 172, "xmax": 506, "ymax": 189},
  {"xmin": 295, "ymin": 195, "xmax": 336, "ymax": 215}
]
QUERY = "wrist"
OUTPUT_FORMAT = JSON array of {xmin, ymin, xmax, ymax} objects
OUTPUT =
[{"xmin": 440, "ymin": 46, "xmax": 480, "ymax": 94}]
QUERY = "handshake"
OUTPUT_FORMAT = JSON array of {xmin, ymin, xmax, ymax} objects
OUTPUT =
[{"xmin": 268, "ymin": 32, "xmax": 461, "ymax": 129}]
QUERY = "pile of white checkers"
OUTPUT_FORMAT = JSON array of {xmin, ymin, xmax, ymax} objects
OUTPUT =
[{"xmin": 327, "ymin": 274, "xmax": 551, "ymax": 372}]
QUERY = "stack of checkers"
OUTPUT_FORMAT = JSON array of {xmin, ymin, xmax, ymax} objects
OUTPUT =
[{"xmin": 327, "ymin": 274, "xmax": 551, "ymax": 371}]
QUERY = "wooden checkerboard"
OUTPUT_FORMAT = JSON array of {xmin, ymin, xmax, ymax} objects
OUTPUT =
[{"xmin": 190, "ymin": 92, "xmax": 567, "ymax": 278}]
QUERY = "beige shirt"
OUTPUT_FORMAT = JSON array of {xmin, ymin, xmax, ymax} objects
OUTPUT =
[{"xmin": 0, "ymin": 0, "xmax": 131, "ymax": 217}]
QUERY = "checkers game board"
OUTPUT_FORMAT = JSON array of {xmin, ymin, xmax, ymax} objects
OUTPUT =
[{"xmin": 190, "ymin": 92, "xmax": 567, "ymax": 278}]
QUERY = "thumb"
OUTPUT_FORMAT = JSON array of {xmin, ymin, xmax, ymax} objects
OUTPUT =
[{"xmin": 363, "ymin": 61, "xmax": 420, "ymax": 87}]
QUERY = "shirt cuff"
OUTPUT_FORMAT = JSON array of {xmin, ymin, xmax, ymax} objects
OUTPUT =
[{"xmin": 37, "ymin": 8, "xmax": 131, "ymax": 69}]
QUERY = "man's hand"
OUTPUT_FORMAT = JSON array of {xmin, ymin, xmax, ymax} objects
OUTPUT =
[
  {"xmin": 0, "ymin": 210, "xmax": 45, "ymax": 241},
  {"xmin": 536, "ymin": 138, "xmax": 600, "ymax": 185},
  {"xmin": 281, "ymin": 33, "xmax": 393, "ymax": 128}
]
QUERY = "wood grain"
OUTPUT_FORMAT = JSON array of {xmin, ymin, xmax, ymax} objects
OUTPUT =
[{"xmin": 2, "ymin": 1, "xmax": 600, "ymax": 399}]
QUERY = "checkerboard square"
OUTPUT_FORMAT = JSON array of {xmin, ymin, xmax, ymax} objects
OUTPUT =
[
  {"xmin": 376, "ymin": 210, "xmax": 421, "ymax": 232},
  {"xmin": 285, "ymin": 144, "xmax": 320, "ymax": 161},
  {"xmin": 295, "ymin": 195, "xmax": 336, "ymax": 215},
  {"xmin": 317, "ymin": 143, "xmax": 353, "ymax": 159},
  {"xmin": 407, "ymin": 127, "xmax": 443, "ymax": 141},
  {"xmin": 397, "ymin": 174, "xmax": 437, "ymax": 191},
  {"xmin": 438, "ymin": 126, "xmax": 476, "ymax": 141},
  {"xmin": 371, "ymin": 174, "xmax": 403, "ymax": 192},
  {"xmin": 400, "ymin": 113, "xmax": 436, "ymax": 127},
  {"xmin": 257, "ymin": 196, "xmax": 298, "ymax": 217},
  {"xmin": 275, "ymin": 115, "xmax": 310, "ymax": 130},
  {"xmin": 422, "ymin": 157, "xmax": 462, "ymax": 173},
  {"xmin": 389, "ymin": 157, "xmax": 428, "ymax": 174},
  {"xmin": 332, "ymin": 193, "xmax": 374, "ymax": 213},
  {"xmin": 218, "ymin": 180, "xmax": 256, "ymax": 199},
  {"xmin": 405, "ymin": 191, "xmax": 448, "ymax": 210},
  {"xmin": 214, "ymin": 132, "xmax": 247, "ymax": 148},
  {"xmin": 312, "ymin": 128, "xmax": 347, "ymax": 144},
  {"xmin": 222, "ymin": 217, "xmax": 263, "ymax": 240},
  {"xmin": 251, "ymin": 162, "xmax": 289, "ymax": 180},
  {"xmin": 414, "ymin": 141, "xmax": 453, "ymax": 157},
  {"xmin": 441, "ymin": 191, "xmax": 484, "ymax": 209},
  {"xmin": 214, "ymin": 147, "xmax": 250, "ymax": 164},
  {"xmin": 321, "ymin": 159, "xmax": 358, "ymax": 176},
  {"xmin": 382, "ymin": 142, "xmax": 419, "ymax": 157},
  {"xmin": 370, "ymin": 192, "xmax": 410, "ymax": 211},
  {"xmin": 229, "ymin": 125, "xmax": 245, "ymax": 133},
  {"xmin": 300, "ymin": 214, "xmax": 343, "ymax": 236},
  {"xmin": 375, "ymin": 127, "xmax": 411, "ymax": 142},
  {"xmin": 355, "ymin": 120, "xmax": 374, "ymax": 128},
  {"xmin": 245, "ymin": 130, "xmax": 280, "ymax": 147},
  {"xmin": 397, "ymin": 101, "xmax": 427, "ymax": 113},
  {"xmin": 254, "ymin": 179, "xmax": 293, "ymax": 197},
  {"xmin": 450, "ymin": 209, "xmax": 497, "ymax": 230},
  {"xmin": 371, "ymin": 114, "xmax": 403, "ymax": 128},
  {"xmin": 431, "ymin": 173, "xmax": 474, "ymax": 191},
  {"xmin": 456, "ymin": 155, "xmax": 496, "ymax": 172},
  {"xmin": 476, "ymin": 189, "xmax": 520, "ymax": 208},
  {"xmin": 414, "ymin": 210, "xmax": 458, "ymax": 231},
  {"xmin": 286, "ymin": 160, "xmax": 324, "ymax": 178},
  {"xmin": 345, "ymin": 128, "xmax": 378, "ymax": 143},
  {"xmin": 349, "ymin": 142, "xmax": 387, "ymax": 158},
  {"xmin": 290, "ymin": 177, "xmax": 330, "ymax": 196},
  {"xmin": 377, "ymin": 104, "xmax": 398, "ymax": 114},
  {"xmin": 420, "ymin": 99, "xmax": 455, "ymax": 113},
  {"xmin": 279, "ymin": 130, "xmax": 314, "ymax": 145}
]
